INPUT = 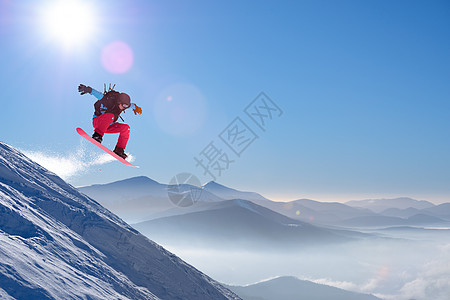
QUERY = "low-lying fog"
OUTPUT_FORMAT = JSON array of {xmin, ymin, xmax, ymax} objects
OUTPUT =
[{"xmin": 153, "ymin": 227, "xmax": 450, "ymax": 300}]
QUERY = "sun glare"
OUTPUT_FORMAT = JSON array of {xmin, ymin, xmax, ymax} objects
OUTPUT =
[{"xmin": 40, "ymin": 0, "xmax": 96, "ymax": 47}]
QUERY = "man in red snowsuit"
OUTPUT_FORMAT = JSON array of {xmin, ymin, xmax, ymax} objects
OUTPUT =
[{"xmin": 78, "ymin": 84, "xmax": 142, "ymax": 159}]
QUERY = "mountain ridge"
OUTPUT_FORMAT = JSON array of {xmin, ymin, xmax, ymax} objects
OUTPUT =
[
  {"xmin": 133, "ymin": 198, "xmax": 356, "ymax": 251},
  {"xmin": 225, "ymin": 276, "xmax": 381, "ymax": 300},
  {"xmin": 345, "ymin": 197, "xmax": 435, "ymax": 212},
  {"xmin": 80, "ymin": 176, "xmax": 448, "ymax": 227},
  {"xmin": 203, "ymin": 181, "xmax": 269, "ymax": 202}
]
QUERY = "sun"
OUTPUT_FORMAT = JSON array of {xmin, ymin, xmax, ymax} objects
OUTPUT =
[{"xmin": 40, "ymin": 0, "xmax": 97, "ymax": 47}]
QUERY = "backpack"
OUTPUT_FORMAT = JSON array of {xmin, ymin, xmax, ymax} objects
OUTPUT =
[
  {"xmin": 102, "ymin": 83, "xmax": 120, "ymax": 103},
  {"xmin": 93, "ymin": 84, "xmax": 124, "ymax": 121}
]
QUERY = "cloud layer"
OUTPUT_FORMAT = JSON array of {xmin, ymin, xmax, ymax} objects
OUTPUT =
[{"xmin": 306, "ymin": 242, "xmax": 450, "ymax": 300}]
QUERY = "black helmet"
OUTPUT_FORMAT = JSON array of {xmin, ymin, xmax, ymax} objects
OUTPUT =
[{"xmin": 117, "ymin": 93, "xmax": 131, "ymax": 109}]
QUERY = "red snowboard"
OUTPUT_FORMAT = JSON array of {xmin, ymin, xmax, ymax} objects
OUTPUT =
[{"xmin": 76, "ymin": 127, "xmax": 138, "ymax": 168}]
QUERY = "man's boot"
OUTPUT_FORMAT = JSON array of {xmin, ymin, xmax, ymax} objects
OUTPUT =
[
  {"xmin": 92, "ymin": 131, "xmax": 103, "ymax": 143},
  {"xmin": 113, "ymin": 146, "xmax": 127, "ymax": 159}
]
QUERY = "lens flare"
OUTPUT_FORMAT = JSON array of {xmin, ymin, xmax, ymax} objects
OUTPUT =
[
  {"xmin": 0, "ymin": 1, "xmax": 12, "ymax": 35},
  {"xmin": 101, "ymin": 41, "xmax": 134, "ymax": 74},
  {"xmin": 154, "ymin": 83, "xmax": 207, "ymax": 136}
]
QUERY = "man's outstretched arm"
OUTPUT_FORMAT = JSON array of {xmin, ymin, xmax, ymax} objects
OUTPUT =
[{"xmin": 78, "ymin": 84, "xmax": 103, "ymax": 100}]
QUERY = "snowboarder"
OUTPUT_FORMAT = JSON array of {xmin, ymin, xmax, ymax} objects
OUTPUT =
[{"xmin": 78, "ymin": 83, "xmax": 142, "ymax": 159}]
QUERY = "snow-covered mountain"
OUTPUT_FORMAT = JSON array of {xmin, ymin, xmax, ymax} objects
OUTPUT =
[
  {"xmin": 226, "ymin": 276, "xmax": 381, "ymax": 300},
  {"xmin": 0, "ymin": 142, "xmax": 240, "ymax": 300}
]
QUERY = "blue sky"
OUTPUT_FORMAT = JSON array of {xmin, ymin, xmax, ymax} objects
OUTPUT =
[{"xmin": 1, "ymin": 0, "xmax": 449, "ymax": 203}]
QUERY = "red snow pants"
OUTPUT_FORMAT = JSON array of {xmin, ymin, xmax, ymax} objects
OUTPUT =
[{"xmin": 93, "ymin": 113, "xmax": 130, "ymax": 149}]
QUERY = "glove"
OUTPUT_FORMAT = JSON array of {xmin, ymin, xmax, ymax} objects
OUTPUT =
[
  {"xmin": 78, "ymin": 84, "xmax": 92, "ymax": 95},
  {"xmin": 133, "ymin": 104, "xmax": 142, "ymax": 115}
]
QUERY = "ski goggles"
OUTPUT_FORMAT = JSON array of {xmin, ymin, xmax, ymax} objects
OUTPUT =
[{"xmin": 121, "ymin": 103, "xmax": 130, "ymax": 108}]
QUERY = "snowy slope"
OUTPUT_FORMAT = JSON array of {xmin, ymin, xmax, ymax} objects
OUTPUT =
[{"xmin": 0, "ymin": 142, "xmax": 240, "ymax": 300}]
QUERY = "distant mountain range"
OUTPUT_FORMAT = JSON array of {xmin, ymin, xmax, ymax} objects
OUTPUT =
[
  {"xmin": 133, "ymin": 199, "xmax": 357, "ymax": 250},
  {"xmin": 79, "ymin": 176, "xmax": 450, "ymax": 228},
  {"xmin": 77, "ymin": 176, "xmax": 450, "ymax": 256},
  {"xmin": 225, "ymin": 276, "xmax": 381, "ymax": 300},
  {"xmin": 345, "ymin": 197, "xmax": 435, "ymax": 213},
  {"xmin": 78, "ymin": 176, "xmax": 223, "ymax": 223},
  {"xmin": 336, "ymin": 213, "xmax": 446, "ymax": 227},
  {"xmin": 203, "ymin": 181, "xmax": 268, "ymax": 202}
]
